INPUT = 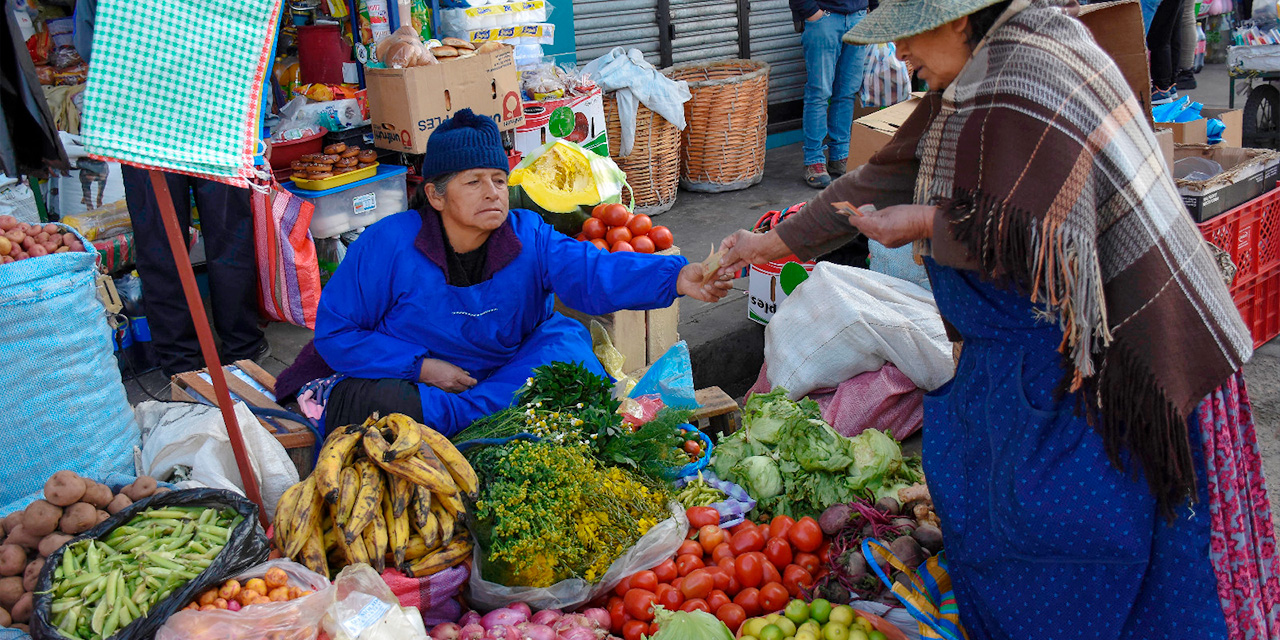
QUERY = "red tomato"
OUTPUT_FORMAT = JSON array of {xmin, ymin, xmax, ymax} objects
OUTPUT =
[
  {"xmin": 609, "ymin": 599, "xmax": 627, "ymax": 633},
  {"xmin": 684, "ymin": 440, "xmax": 703, "ymax": 456},
  {"xmin": 631, "ymin": 570, "xmax": 658, "ymax": 593},
  {"xmin": 728, "ymin": 521, "xmax": 756, "ymax": 536},
  {"xmin": 764, "ymin": 537, "xmax": 793, "ymax": 569},
  {"xmin": 707, "ymin": 566, "xmax": 731, "ymax": 591},
  {"xmin": 783, "ymin": 564, "xmax": 814, "ymax": 597},
  {"xmin": 672, "ymin": 577, "xmax": 684, "ymax": 593},
  {"xmin": 623, "ymin": 589, "xmax": 658, "ymax": 622},
  {"xmin": 762, "ymin": 558, "xmax": 782, "ymax": 586},
  {"xmin": 759, "ymin": 582, "xmax": 789, "ymax": 613},
  {"xmin": 716, "ymin": 557, "xmax": 736, "ymax": 574},
  {"xmin": 614, "ymin": 575, "xmax": 633, "ymax": 597},
  {"xmin": 716, "ymin": 603, "xmax": 747, "ymax": 633},
  {"xmin": 656, "ymin": 583, "xmax": 684, "ymax": 610},
  {"xmin": 680, "ymin": 598, "xmax": 710, "ymax": 613},
  {"xmin": 711, "ymin": 543, "xmax": 735, "ymax": 564},
  {"xmin": 732, "ymin": 587, "xmax": 762, "ymax": 617},
  {"xmin": 769, "ymin": 516, "xmax": 796, "ymax": 541},
  {"xmin": 605, "ymin": 226, "xmax": 633, "ymax": 246},
  {"xmin": 794, "ymin": 552, "xmax": 821, "ymax": 576},
  {"xmin": 734, "ymin": 553, "xmax": 763, "ymax": 589},
  {"xmin": 729, "ymin": 528, "xmax": 765, "ymax": 555},
  {"xmin": 575, "ymin": 232, "xmax": 586, "ymax": 241},
  {"xmin": 706, "ymin": 589, "xmax": 731, "ymax": 613},
  {"xmin": 649, "ymin": 622, "xmax": 660, "ymax": 636},
  {"xmin": 622, "ymin": 619, "xmax": 648, "ymax": 640},
  {"xmin": 653, "ymin": 558, "xmax": 678, "ymax": 583},
  {"xmin": 699, "ymin": 526, "xmax": 727, "ymax": 554},
  {"xmin": 681, "ymin": 569, "xmax": 714, "ymax": 600},
  {"xmin": 649, "ymin": 225, "xmax": 674, "ymax": 250},
  {"xmin": 676, "ymin": 554, "xmax": 705, "ymax": 576},
  {"xmin": 611, "ymin": 240, "xmax": 635, "ymax": 252},
  {"xmin": 627, "ymin": 214, "xmax": 653, "ymax": 236},
  {"xmin": 590, "ymin": 238, "xmax": 609, "ymax": 251},
  {"xmin": 631, "ymin": 235, "xmax": 655, "ymax": 254},
  {"xmin": 725, "ymin": 573, "xmax": 741, "ymax": 597},
  {"xmin": 788, "ymin": 517, "xmax": 823, "ymax": 553},
  {"xmin": 817, "ymin": 540, "xmax": 833, "ymax": 564},
  {"xmin": 687, "ymin": 507, "xmax": 720, "ymax": 529},
  {"xmin": 582, "ymin": 217, "xmax": 607, "ymax": 240},
  {"xmin": 678, "ymin": 540, "xmax": 702, "ymax": 557},
  {"xmin": 592, "ymin": 203, "xmax": 609, "ymax": 218},
  {"xmin": 598, "ymin": 203, "xmax": 630, "ymax": 227}
]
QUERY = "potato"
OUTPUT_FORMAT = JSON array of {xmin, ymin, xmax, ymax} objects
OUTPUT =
[
  {"xmin": 10, "ymin": 592, "xmax": 30, "ymax": 623},
  {"xmin": 37, "ymin": 533, "xmax": 72, "ymax": 558},
  {"xmin": 0, "ymin": 577, "xmax": 21, "ymax": 609},
  {"xmin": 0, "ymin": 514, "xmax": 18, "ymax": 536},
  {"xmin": 22, "ymin": 500, "xmax": 62, "ymax": 537},
  {"xmin": 11, "ymin": 623, "xmax": 28, "ymax": 633},
  {"xmin": 123, "ymin": 476, "xmax": 158, "ymax": 501},
  {"xmin": 58, "ymin": 503, "xmax": 96, "ymax": 535},
  {"xmin": 0, "ymin": 546, "xmax": 25, "ymax": 577},
  {"xmin": 0, "ymin": 606, "xmax": 10, "ymax": 627},
  {"xmin": 22, "ymin": 558, "xmax": 43, "ymax": 592},
  {"xmin": 43, "ymin": 471, "xmax": 86, "ymax": 507},
  {"xmin": 3, "ymin": 525, "xmax": 40, "ymax": 551},
  {"xmin": 81, "ymin": 483, "xmax": 113, "ymax": 509},
  {"xmin": 96, "ymin": 510, "xmax": 109, "ymax": 524},
  {"xmin": 106, "ymin": 493, "xmax": 132, "ymax": 515},
  {"xmin": 153, "ymin": 487, "xmax": 172, "ymax": 494}
]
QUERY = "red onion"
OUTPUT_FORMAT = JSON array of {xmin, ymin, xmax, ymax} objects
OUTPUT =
[
  {"xmin": 431, "ymin": 622, "xmax": 462, "ymax": 640},
  {"xmin": 552, "ymin": 614, "xmax": 594, "ymax": 635},
  {"xmin": 459, "ymin": 624, "xmax": 486, "ymax": 640},
  {"xmin": 556, "ymin": 627, "xmax": 597, "ymax": 640},
  {"xmin": 509, "ymin": 602, "xmax": 533, "ymax": 619},
  {"xmin": 485, "ymin": 625, "xmax": 520, "ymax": 640},
  {"xmin": 580, "ymin": 609, "xmax": 610, "ymax": 631},
  {"xmin": 461, "ymin": 611, "xmax": 483, "ymax": 627},
  {"xmin": 482, "ymin": 608, "xmax": 528, "ymax": 630},
  {"xmin": 530, "ymin": 610, "xmax": 562, "ymax": 626},
  {"xmin": 517, "ymin": 624, "xmax": 557, "ymax": 640}
]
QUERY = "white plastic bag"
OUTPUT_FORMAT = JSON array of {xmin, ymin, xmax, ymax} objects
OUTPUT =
[
  {"xmin": 135, "ymin": 400, "xmax": 300, "ymax": 520},
  {"xmin": 582, "ymin": 47, "xmax": 691, "ymax": 156},
  {"xmin": 859, "ymin": 43, "xmax": 912, "ymax": 109},
  {"xmin": 156, "ymin": 560, "xmax": 335, "ymax": 640},
  {"xmin": 322, "ymin": 565, "xmax": 429, "ymax": 640},
  {"xmin": 764, "ymin": 263, "xmax": 952, "ymax": 398}
]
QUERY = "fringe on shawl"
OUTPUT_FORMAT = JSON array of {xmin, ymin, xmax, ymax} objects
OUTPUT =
[{"xmin": 938, "ymin": 187, "xmax": 1198, "ymax": 519}]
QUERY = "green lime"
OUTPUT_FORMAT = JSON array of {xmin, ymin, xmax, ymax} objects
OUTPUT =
[
  {"xmin": 809, "ymin": 599, "xmax": 833, "ymax": 625},
  {"xmin": 868, "ymin": 631, "xmax": 887, "ymax": 640},
  {"xmin": 800, "ymin": 621, "xmax": 822, "ymax": 637},
  {"xmin": 785, "ymin": 599, "xmax": 811, "ymax": 625},
  {"xmin": 760, "ymin": 624, "xmax": 786, "ymax": 640},
  {"xmin": 847, "ymin": 631, "xmax": 869, "ymax": 640},
  {"xmin": 743, "ymin": 618, "xmax": 770, "ymax": 638},
  {"xmin": 796, "ymin": 633, "xmax": 820, "ymax": 640},
  {"xmin": 822, "ymin": 623, "xmax": 850, "ymax": 640},
  {"xmin": 548, "ymin": 106, "xmax": 575, "ymax": 138},
  {"xmin": 775, "ymin": 618, "xmax": 798, "ymax": 636},
  {"xmin": 779, "ymin": 261, "xmax": 810, "ymax": 295},
  {"xmin": 829, "ymin": 605, "xmax": 855, "ymax": 627}
]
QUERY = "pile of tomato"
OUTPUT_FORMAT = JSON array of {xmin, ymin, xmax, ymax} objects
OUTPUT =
[
  {"xmin": 601, "ymin": 506, "xmax": 828, "ymax": 639},
  {"xmin": 576, "ymin": 203, "xmax": 675, "ymax": 254},
  {"xmin": 678, "ymin": 428, "xmax": 705, "ymax": 463}
]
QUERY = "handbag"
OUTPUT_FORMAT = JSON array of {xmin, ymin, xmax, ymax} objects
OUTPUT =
[
  {"xmin": 863, "ymin": 538, "xmax": 969, "ymax": 640},
  {"xmin": 252, "ymin": 179, "xmax": 321, "ymax": 329}
]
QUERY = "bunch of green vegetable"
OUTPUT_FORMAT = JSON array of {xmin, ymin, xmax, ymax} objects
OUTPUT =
[
  {"xmin": 46, "ymin": 506, "xmax": 240, "ymax": 640},
  {"xmin": 712, "ymin": 389, "xmax": 921, "ymax": 520},
  {"xmin": 674, "ymin": 473, "xmax": 728, "ymax": 508}
]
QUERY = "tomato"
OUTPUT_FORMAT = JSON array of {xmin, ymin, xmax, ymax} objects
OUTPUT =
[
  {"xmin": 684, "ymin": 440, "xmax": 703, "ymax": 456},
  {"xmin": 605, "ymin": 226, "xmax": 633, "ymax": 246},
  {"xmin": 734, "ymin": 553, "xmax": 763, "ymax": 589},
  {"xmin": 575, "ymin": 232, "xmax": 586, "ymax": 241},
  {"xmin": 631, "ymin": 570, "xmax": 658, "ymax": 593},
  {"xmin": 676, "ymin": 554, "xmax": 705, "ymax": 576},
  {"xmin": 680, "ymin": 598, "xmax": 710, "ymax": 613},
  {"xmin": 627, "ymin": 214, "xmax": 653, "ymax": 236},
  {"xmin": 716, "ymin": 603, "xmax": 747, "ymax": 633},
  {"xmin": 672, "ymin": 576, "xmax": 684, "ymax": 593},
  {"xmin": 592, "ymin": 203, "xmax": 610, "ymax": 218},
  {"xmin": 681, "ymin": 568, "xmax": 714, "ymax": 600},
  {"xmin": 725, "ymin": 573, "xmax": 741, "ymax": 596},
  {"xmin": 794, "ymin": 552, "xmax": 821, "ymax": 576},
  {"xmin": 650, "ymin": 226, "xmax": 674, "ymax": 250},
  {"xmin": 759, "ymin": 582, "xmax": 789, "ymax": 613},
  {"xmin": 782, "ymin": 564, "xmax": 814, "ymax": 597},
  {"xmin": 653, "ymin": 558, "xmax": 678, "ymax": 583},
  {"xmin": 732, "ymin": 587, "xmax": 762, "ymax": 617},
  {"xmin": 706, "ymin": 589, "xmax": 731, "ymax": 612},
  {"xmin": 769, "ymin": 515, "xmax": 796, "ymax": 541},
  {"xmin": 590, "ymin": 238, "xmax": 610, "ymax": 251},
  {"xmin": 728, "ymin": 521, "xmax": 756, "ymax": 536},
  {"xmin": 817, "ymin": 540, "xmax": 833, "ymax": 564},
  {"xmin": 788, "ymin": 517, "xmax": 823, "ymax": 553},
  {"xmin": 764, "ymin": 537, "xmax": 793, "ymax": 569},
  {"xmin": 699, "ymin": 525, "xmax": 727, "ymax": 554},
  {"xmin": 598, "ymin": 203, "xmax": 630, "ymax": 227},
  {"xmin": 656, "ymin": 583, "xmax": 684, "ymax": 610},
  {"xmin": 729, "ymin": 527, "xmax": 765, "ymax": 555},
  {"xmin": 622, "ymin": 619, "xmax": 648, "ymax": 640},
  {"xmin": 614, "ymin": 575, "xmax": 633, "ymax": 597},
  {"xmin": 631, "ymin": 234, "xmax": 655, "ymax": 254},
  {"xmin": 648, "ymin": 622, "xmax": 660, "ymax": 636},
  {"xmin": 582, "ymin": 217, "xmax": 607, "ymax": 240},
  {"xmin": 609, "ymin": 599, "xmax": 627, "ymax": 633},
  {"xmin": 762, "ymin": 558, "xmax": 782, "ymax": 586},
  {"xmin": 687, "ymin": 506, "xmax": 720, "ymax": 529},
  {"xmin": 716, "ymin": 557, "xmax": 736, "ymax": 575},
  {"xmin": 707, "ymin": 566, "xmax": 731, "ymax": 591},
  {"xmin": 623, "ymin": 589, "xmax": 658, "ymax": 621},
  {"xmin": 711, "ymin": 543, "xmax": 735, "ymax": 563},
  {"xmin": 610, "ymin": 240, "xmax": 635, "ymax": 253},
  {"xmin": 678, "ymin": 540, "xmax": 702, "ymax": 557}
]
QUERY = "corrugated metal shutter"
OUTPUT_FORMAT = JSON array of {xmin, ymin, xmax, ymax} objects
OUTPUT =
[
  {"xmin": 573, "ymin": 0, "xmax": 662, "ymax": 67},
  {"xmin": 748, "ymin": 0, "xmax": 805, "ymax": 104},
  {"xmin": 669, "ymin": 0, "xmax": 739, "ymax": 65}
]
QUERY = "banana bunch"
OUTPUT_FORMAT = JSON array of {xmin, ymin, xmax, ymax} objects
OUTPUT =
[{"xmin": 273, "ymin": 413, "xmax": 477, "ymax": 578}]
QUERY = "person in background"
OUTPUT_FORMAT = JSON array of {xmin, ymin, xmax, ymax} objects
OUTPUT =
[
  {"xmin": 1173, "ymin": 0, "xmax": 1197, "ymax": 90},
  {"xmin": 1146, "ymin": 0, "xmax": 1186, "ymax": 103},
  {"xmin": 120, "ymin": 167, "xmax": 268, "ymax": 378},
  {"xmin": 791, "ymin": 0, "xmax": 873, "ymax": 188}
]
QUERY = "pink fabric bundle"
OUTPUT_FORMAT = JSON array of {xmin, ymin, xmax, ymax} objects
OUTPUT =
[
  {"xmin": 382, "ymin": 564, "xmax": 470, "ymax": 627},
  {"xmin": 748, "ymin": 362, "xmax": 923, "ymax": 441}
]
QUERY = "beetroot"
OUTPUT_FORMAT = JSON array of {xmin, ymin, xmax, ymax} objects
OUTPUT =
[
  {"xmin": 889, "ymin": 535, "xmax": 926, "ymax": 570},
  {"xmin": 912, "ymin": 523, "xmax": 944, "ymax": 555},
  {"xmin": 819, "ymin": 503, "xmax": 852, "ymax": 536}
]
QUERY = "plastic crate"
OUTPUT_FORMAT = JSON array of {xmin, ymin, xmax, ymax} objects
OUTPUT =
[
  {"xmin": 1198, "ymin": 185, "xmax": 1280, "ymax": 286},
  {"xmin": 1231, "ymin": 265, "xmax": 1280, "ymax": 348}
]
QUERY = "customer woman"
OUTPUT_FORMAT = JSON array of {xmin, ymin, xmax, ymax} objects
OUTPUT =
[
  {"xmin": 717, "ymin": 0, "xmax": 1277, "ymax": 637},
  {"xmin": 280, "ymin": 109, "xmax": 731, "ymax": 437}
]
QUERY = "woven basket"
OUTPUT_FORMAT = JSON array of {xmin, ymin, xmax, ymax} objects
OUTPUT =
[
  {"xmin": 665, "ymin": 59, "xmax": 770, "ymax": 193},
  {"xmin": 603, "ymin": 92, "xmax": 681, "ymax": 216}
]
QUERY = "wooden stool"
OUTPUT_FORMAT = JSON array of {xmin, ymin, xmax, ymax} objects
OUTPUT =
[{"xmin": 690, "ymin": 387, "xmax": 741, "ymax": 439}]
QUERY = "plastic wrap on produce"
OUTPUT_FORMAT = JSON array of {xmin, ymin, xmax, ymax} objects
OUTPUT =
[
  {"xmin": 674, "ymin": 470, "xmax": 755, "ymax": 528},
  {"xmin": 155, "ymin": 560, "xmax": 335, "ymax": 640}
]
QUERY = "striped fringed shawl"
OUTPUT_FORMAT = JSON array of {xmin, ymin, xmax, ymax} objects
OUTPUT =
[{"xmin": 918, "ymin": 0, "xmax": 1254, "ymax": 514}]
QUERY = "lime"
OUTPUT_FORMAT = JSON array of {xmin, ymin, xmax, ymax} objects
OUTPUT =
[
  {"xmin": 785, "ymin": 600, "xmax": 811, "ymax": 626},
  {"xmin": 847, "ymin": 631, "xmax": 870, "ymax": 640},
  {"xmin": 760, "ymin": 624, "xmax": 786, "ymax": 640},
  {"xmin": 868, "ymin": 632, "xmax": 887, "ymax": 640},
  {"xmin": 799, "ymin": 621, "xmax": 822, "ymax": 637},
  {"xmin": 796, "ymin": 633, "xmax": 820, "ymax": 640},
  {"xmin": 744, "ymin": 618, "xmax": 770, "ymax": 638},
  {"xmin": 855, "ymin": 616, "xmax": 872, "ymax": 631},
  {"xmin": 809, "ymin": 599, "xmax": 833, "ymax": 625},
  {"xmin": 822, "ymin": 623, "xmax": 850, "ymax": 640},
  {"xmin": 766, "ymin": 613, "xmax": 783, "ymax": 625},
  {"xmin": 829, "ymin": 605, "xmax": 855, "ymax": 627},
  {"xmin": 775, "ymin": 618, "xmax": 798, "ymax": 636}
]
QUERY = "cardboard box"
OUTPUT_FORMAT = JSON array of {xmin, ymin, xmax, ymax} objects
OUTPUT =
[
  {"xmin": 1155, "ymin": 109, "xmax": 1243, "ymax": 146},
  {"xmin": 1175, "ymin": 144, "xmax": 1280, "ymax": 222},
  {"xmin": 1155, "ymin": 127, "xmax": 1175, "ymax": 175},
  {"xmin": 514, "ymin": 85, "xmax": 609, "ymax": 158},
  {"xmin": 1078, "ymin": 0, "xmax": 1152, "ymax": 124},
  {"xmin": 847, "ymin": 93, "xmax": 925, "ymax": 170},
  {"xmin": 1205, "ymin": 108, "xmax": 1244, "ymax": 147},
  {"xmin": 365, "ymin": 47, "xmax": 524, "ymax": 154},
  {"xmin": 748, "ymin": 257, "xmax": 817, "ymax": 325},
  {"xmin": 1156, "ymin": 119, "xmax": 1209, "ymax": 145}
]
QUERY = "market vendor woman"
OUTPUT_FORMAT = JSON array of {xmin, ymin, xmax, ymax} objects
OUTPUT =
[{"xmin": 279, "ymin": 109, "xmax": 731, "ymax": 436}]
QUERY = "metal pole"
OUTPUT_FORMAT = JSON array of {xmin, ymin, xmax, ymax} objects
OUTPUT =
[{"xmin": 147, "ymin": 170, "xmax": 269, "ymax": 529}]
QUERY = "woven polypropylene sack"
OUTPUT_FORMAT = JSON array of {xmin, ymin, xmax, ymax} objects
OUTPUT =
[{"xmin": 0, "ymin": 225, "xmax": 138, "ymax": 508}]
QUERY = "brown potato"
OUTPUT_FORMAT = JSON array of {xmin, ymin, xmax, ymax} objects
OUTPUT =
[
  {"xmin": 22, "ymin": 500, "xmax": 62, "ymax": 537},
  {"xmin": 123, "ymin": 476, "xmax": 157, "ymax": 501},
  {"xmin": 3, "ymin": 525, "xmax": 40, "ymax": 551},
  {"xmin": 11, "ymin": 623, "xmax": 27, "ymax": 633},
  {"xmin": 37, "ymin": 533, "xmax": 72, "ymax": 558},
  {"xmin": 10, "ymin": 592, "xmax": 30, "ymax": 623},
  {"xmin": 0, "ymin": 606, "xmax": 10, "ymax": 627},
  {"xmin": 106, "ymin": 494, "xmax": 132, "ymax": 514},
  {"xmin": 0, "ymin": 514, "xmax": 17, "ymax": 536},
  {"xmin": 81, "ymin": 483, "xmax": 113, "ymax": 509},
  {"xmin": 22, "ymin": 558, "xmax": 43, "ymax": 592},
  {"xmin": 0, "ymin": 577, "xmax": 22, "ymax": 609},
  {"xmin": 43, "ymin": 471, "xmax": 86, "ymax": 507},
  {"xmin": 96, "ymin": 510, "xmax": 109, "ymax": 524},
  {"xmin": 0, "ymin": 546, "xmax": 24, "ymax": 577},
  {"xmin": 58, "ymin": 503, "xmax": 96, "ymax": 535}
]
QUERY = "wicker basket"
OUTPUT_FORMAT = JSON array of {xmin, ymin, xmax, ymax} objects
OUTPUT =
[
  {"xmin": 665, "ymin": 59, "xmax": 770, "ymax": 193},
  {"xmin": 603, "ymin": 92, "xmax": 681, "ymax": 216}
]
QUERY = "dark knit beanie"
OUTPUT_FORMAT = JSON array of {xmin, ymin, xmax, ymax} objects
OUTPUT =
[{"xmin": 419, "ymin": 108, "xmax": 509, "ymax": 181}]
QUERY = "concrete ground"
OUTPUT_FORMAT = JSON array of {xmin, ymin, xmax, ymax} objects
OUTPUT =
[{"xmin": 123, "ymin": 63, "xmax": 1279, "ymax": 532}]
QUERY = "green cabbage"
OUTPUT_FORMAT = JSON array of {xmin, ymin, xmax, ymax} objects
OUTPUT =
[
  {"xmin": 733, "ymin": 455, "xmax": 783, "ymax": 500},
  {"xmin": 649, "ymin": 607, "xmax": 735, "ymax": 640},
  {"xmin": 711, "ymin": 430, "xmax": 763, "ymax": 479},
  {"xmin": 742, "ymin": 388, "xmax": 819, "ymax": 444},
  {"xmin": 846, "ymin": 427, "xmax": 903, "ymax": 491},
  {"xmin": 780, "ymin": 417, "xmax": 855, "ymax": 472}
]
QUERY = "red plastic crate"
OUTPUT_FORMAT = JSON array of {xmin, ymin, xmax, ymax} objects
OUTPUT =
[
  {"xmin": 1198, "ymin": 186, "xmax": 1280, "ymax": 287},
  {"xmin": 1231, "ymin": 265, "xmax": 1280, "ymax": 349}
]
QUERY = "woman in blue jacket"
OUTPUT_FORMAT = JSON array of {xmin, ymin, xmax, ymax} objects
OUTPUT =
[{"xmin": 302, "ymin": 109, "xmax": 729, "ymax": 437}]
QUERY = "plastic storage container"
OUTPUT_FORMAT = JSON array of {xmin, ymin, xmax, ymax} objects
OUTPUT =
[
  {"xmin": 285, "ymin": 165, "xmax": 408, "ymax": 238},
  {"xmin": 1198, "ymin": 185, "xmax": 1280, "ymax": 286}
]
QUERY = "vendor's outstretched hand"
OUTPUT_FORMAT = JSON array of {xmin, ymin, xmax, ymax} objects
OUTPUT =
[
  {"xmin": 719, "ymin": 229, "xmax": 790, "ymax": 275},
  {"xmin": 678, "ymin": 263, "xmax": 733, "ymax": 303},
  {"xmin": 847, "ymin": 204, "xmax": 934, "ymax": 248},
  {"xmin": 419, "ymin": 358, "xmax": 476, "ymax": 393}
]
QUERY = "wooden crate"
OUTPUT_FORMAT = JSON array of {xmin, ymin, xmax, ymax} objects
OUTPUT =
[
  {"xmin": 170, "ymin": 360, "xmax": 317, "ymax": 477},
  {"xmin": 689, "ymin": 386, "xmax": 741, "ymax": 439}
]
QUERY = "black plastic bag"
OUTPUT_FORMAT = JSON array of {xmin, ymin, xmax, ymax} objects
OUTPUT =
[{"xmin": 31, "ymin": 488, "xmax": 270, "ymax": 640}]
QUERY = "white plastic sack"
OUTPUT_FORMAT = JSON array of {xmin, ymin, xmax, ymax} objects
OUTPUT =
[
  {"xmin": 582, "ymin": 47, "xmax": 691, "ymax": 157},
  {"xmin": 859, "ymin": 43, "xmax": 912, "ymax": 110},
  {"xmin": 135, "ymin": 400, "xmax": 300, "ymax": 520},
  {"xmin": 765, "ymin": 263, "xmax": 952, "ymax": 398}
]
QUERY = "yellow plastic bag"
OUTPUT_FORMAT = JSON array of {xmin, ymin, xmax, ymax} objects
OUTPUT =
[{"xmin": 588, "ymin": 320, "xmax": 637, "ymax": 398}]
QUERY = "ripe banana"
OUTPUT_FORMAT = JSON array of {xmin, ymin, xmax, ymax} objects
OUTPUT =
[
  {"xmin": 431, "ymin": 500, "xmax": 455, "ymax": 544},
  {"xmin": 315, "ymin": 423, "xmax": 366, "ymax": 504},
  {"xmin": 388, "ymin": 475, "xmax": 413, "ymax": 520},
  {"xmin": 335, "ymin": 466, "xmax": 360, "ymax": 527},
  {"xmin": 417, "ymin": 424, "xmax": 478, "ymax": 496},
  {"xmin": 364, "ymin": 513, "xmax": 387, "ymax": 572},
  {"xmin": 382, "ymin": 414, "xmax": 423, "ymax": 462},
  {"xmin": 366, "ymin": 437, "xmax": 457, "ymax": 494},
  {"xmin": 344, "ymin": 460, "xmax": 383, "ymax": 544},
  {"xmin": 404, "ymin": 534, "xmax": 433, "ymax": 561},
  {"xmin": 284, "ymin": 475, "xmax": 324, "ymax": 558},
  {"xmin": 384, "ymin": 490, "xmax": 410, "ymax": 569},
  {"xmin": 403, "ymin": 536, "xmax": 472, "ymax": 578},
  {"xmin": 346, "ymin": 531, "xmax": 370, "ymax": 566},
  {"xmin": 300, "ymin": 520, "xmax": 330, "ymax": 577},
  {"xmin": 272, "ymin": 479, "xmax": 307, "ymax": 555},
  {"xmin": 433, "ymin": 490, "xmax": 465, "ymax": 518},
  {"xmin": 409, "ymin": 485, "xmax": 432, "ymax": 533}
]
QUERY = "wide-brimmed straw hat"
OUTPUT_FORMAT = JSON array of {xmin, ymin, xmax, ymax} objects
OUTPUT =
[{"xmin": 843, "ymin": 0, "xmax": 1008, "ymax": 44}]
